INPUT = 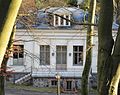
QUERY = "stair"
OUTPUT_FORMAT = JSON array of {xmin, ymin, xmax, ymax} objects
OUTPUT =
[{"xmin": 15, "ymin": 73, "xmax": 31, "ymax": 84}]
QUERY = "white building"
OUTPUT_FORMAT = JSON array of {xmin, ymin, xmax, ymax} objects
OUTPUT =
[{"xmin": 7, "ymin": 7, "xmax": 118, "ymax": 91}]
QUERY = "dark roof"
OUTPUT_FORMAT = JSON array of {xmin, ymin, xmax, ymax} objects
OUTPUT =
[{"xmin": 16, "ymin": 7, "xmax": 119, "ymax": 30}]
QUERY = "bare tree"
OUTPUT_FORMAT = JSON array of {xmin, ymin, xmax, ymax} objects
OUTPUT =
[
  {"xmin": 98, "ymin": 0, "xmax": 120, "ymax": 95},
  {"xmin": 0, "ymin": 0, "xmax": 22, "ymax": 94},
  {"xmin": 81, "ymin": 0, "xmax": 96, "ymax": 95}
]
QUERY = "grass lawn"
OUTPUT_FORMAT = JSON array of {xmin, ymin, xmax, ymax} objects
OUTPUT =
[
  {"xmin": 6, "ymin": 83, "xmax": 97, "ymax": 94},
  {"xmin": 6, "ymin": 83, "xmax": 57, "ymax": 93}
]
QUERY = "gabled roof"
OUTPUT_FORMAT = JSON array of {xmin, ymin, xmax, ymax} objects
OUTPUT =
[{"xmin": 52, "ymin": 7, "xmax": 72, "ymax": 15}]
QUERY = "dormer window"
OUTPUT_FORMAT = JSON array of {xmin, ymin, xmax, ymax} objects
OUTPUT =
[{"xmin": 53, "ymin": 15, "xmax": 71, "ymax": 27}]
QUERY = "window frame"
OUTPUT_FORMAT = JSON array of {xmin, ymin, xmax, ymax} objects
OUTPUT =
[
  {"xmin": 73, "ymin": 46, "xmax": 83, "ymax": 66},
  {"xmin": 13, "ymin": 45, "xmax": 24, "ymax": 65},
  {"xmin": 54, "ymin": 15, "xmax": 71, "ymax": 26},
  {"xmin": 51, "ymin": 80, "xmax": 57, "ymax": 87},
  {"xmin": 40, "ymin": 45, "xmax": 50, "ymax": 65}
]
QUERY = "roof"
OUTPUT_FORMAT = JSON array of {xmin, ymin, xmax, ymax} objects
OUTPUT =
[
  {"xmin": 17, "ymin": 7, "xmax": 119, "ymax": 30},
  {"xmin": 36, "ymin": 7, "xmax": 88, "ymax": 29}
]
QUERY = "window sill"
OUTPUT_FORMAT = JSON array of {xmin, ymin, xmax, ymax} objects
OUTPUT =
[
  {"xmin": 39, "ymin": 64, "xmax": 50, "ymax": 66},
  {"xmin": 73, "ymin": 64, "xmax": 83, "ymax": 66},
  {"xmin": 9, "ymin": 65, "xmax": 25, "ymax": 66}
]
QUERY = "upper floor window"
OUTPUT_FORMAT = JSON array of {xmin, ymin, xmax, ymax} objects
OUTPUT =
[
  {"xmin": 54, "ymin": 15, "xmax": 71, "ymax": 27},
  {"xmin": 73, "ymin": 46, "xmax": 83, "ymax": 66},
  {"xmin": 13, "ymin": 45, "xmax": 24, "ymax": 65},
  {"xmin": 40, "ymin": 45, "xmax": 50, "ymax": 65}
]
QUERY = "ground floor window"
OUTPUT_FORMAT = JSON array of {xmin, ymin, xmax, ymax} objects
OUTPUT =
[
  {"xmin": 40, "ymin": 45, "xmax": 50, "ymax": 65},
  {"xmin": 73, "ymin": 46, "xmax": 83, "ymax": 66},
  {"xmin": 13, "ymin": 45, "xmax": 24, "ymax": 65}
]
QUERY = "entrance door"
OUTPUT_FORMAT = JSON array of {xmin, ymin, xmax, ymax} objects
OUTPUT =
[{"xmin": 56, "ymin": 46, "xmax": 67, "ymax": 70}]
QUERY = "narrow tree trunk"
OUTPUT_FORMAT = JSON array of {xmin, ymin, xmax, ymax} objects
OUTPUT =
[
  {"xmin": 0, "ymin": 0, "xmax": 22, "ymax": 66},
  {"xmin": 0, "ymin": 76, "xmax": 5, "ymax": 95},
  {"xmin": 109, "ymin": 64, "xmax": 120, "ymax": 95},
  {"xmin": 81, "ymin": 0, "xmax": 96, "ymax": 95},
  {"xmin": 0, "ymin": 26, "xmax": 15, "ymax": 95},
  {"xmin": 109, "ymin": 26, "xmax": 120, "ymax": 95}
]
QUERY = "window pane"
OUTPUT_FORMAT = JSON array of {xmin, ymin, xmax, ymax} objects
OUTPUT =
[
  {"xmin": 57, "ymin": 46, "xmax": 61, "ymax": 51},
  {"xmin": 62, "ymin": 52, "xmax": 67, "ymax": 64},
  {"xmin": 66, "ymin": 15, "xmax": 69, "ymax": 25},
  {"xmin": 60, "ymin": 15, "xmax": 64, "ymax": 25},
  {"xmin": 73, "ymin": 46, "xmax": 77, "ymax": 51},
  {"xmin": 46, "ymin": 45, "xmax": 50, "ymax": 51},
  {"xmin": 46, "ymin": 52, "xmax": 50, "ymax": 64},
  {"xmin": 56, "ymin": 52, "xmax": 61, "ymax": 64},
  {"xmin": 40, "ymin": 45, "xmax": 44, "ymax": 51},
  {"xmin": 62, "ymin": 46, "xmax": 67, "ymax": 51},
  {"xmin": 19, "ymin": 52, "xmax": 24, "ymax": 58},
  {"xmin": 73, "ymin": 53, "xmax": 77, "ymax": 64},
  {"xmin": 55, "ymin": 16, "xmax": 58, "ymax": 25},
  {"xmin": 79, "ymin": 46, "xmax": 83, "ymax": 51},
  {"xmin": 13, "ymin": 52, "xmax": 18, "ymax": 58},
  {"xmin": 40, "ymin": 52, "xmax": 45, "ymax": 64}
]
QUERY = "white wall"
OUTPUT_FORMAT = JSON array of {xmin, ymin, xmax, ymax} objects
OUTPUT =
[{"xmin": 7, "ymin": 29, "xmax": 99, "ymax": 76}]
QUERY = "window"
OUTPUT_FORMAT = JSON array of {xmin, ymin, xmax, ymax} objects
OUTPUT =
[
  {"xmin": 13, "ymin": 45, "xmax": 24, "ymax": 65},
  {"xmin": 54, "ymin": 15, "xmax": 70, "ymax": 26},
  {"xmin": 40, "ymin": 45, "xmax": 50, "ymax": 65},
  {"xmin": 73, "ymin": 46, "xmax": 83, "ymax": 66},
  {"xmin": 60, "ymin": 15, "xmax": 64, "ymax": 25},
  {"xmin": 66, "ymin": 15, "xmax": 69, "ymax": 25},
  {"xmin": 66, "ymin": 81, "xmax": 72, "ymax": 90},
  {"xmin": 56, "ymin": 46, "xmax": 67, "ymax": 64},
  {"xmin": 51, "ymin": 80, "xmax": 57, "ymax": 86},
  {"xmin": 55, "ymin": 15, "xmax": 58, "ymax": 25}
]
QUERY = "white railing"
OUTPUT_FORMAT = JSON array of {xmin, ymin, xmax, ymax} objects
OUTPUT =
[{"xmin": 15, "ymin": 73, "xmax": 31, "ymax": 84}]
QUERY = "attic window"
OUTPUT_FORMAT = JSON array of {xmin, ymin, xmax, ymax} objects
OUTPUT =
[{"xmin": 54, "ymin": 15, "xmax": 71, "ymax": 26}]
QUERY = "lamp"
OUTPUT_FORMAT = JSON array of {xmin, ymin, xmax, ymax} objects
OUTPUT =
[{"xmin": 55, "ymin": 73, "xmax": 61, "ymax": 95}]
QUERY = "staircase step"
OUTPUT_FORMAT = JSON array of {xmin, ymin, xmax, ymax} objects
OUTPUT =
[{"xmin": 15, "ymin": 73, "xmax": 31, "ymax": 84}]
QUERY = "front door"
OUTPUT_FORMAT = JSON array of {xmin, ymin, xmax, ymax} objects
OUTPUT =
[{"xmin": 56, "ymin": 46, "xmax": 67, "ymax": 70}]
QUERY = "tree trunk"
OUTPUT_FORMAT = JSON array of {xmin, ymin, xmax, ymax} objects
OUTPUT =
[
  {"xmin": 115, "ymin": 0, "xmax": 120, "ymax": 24},
  {"xmin": 98, "ymin": 0, "xmax": 114, "ymax": 95},
  {"xmin": 0, "ymin": 0, "xmax": 22, "ymax": 66},
  {"xmin": 109, "ymin": 26, "xmax": 120, "ymax": 95},
  {"xmin": 0, "ymin": 26, "xmax": 15, "ymax": 95},
  {"xmin": 81, "ymin": 0, "xmax": 96, "ymax": 95},
  {"xmin": 0, "ymin": 76, "xmax": 5, "ymax": 95}
]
